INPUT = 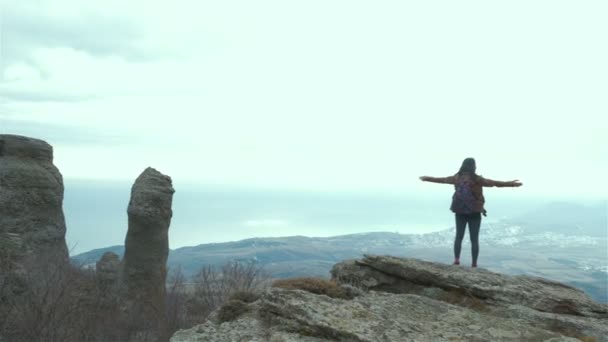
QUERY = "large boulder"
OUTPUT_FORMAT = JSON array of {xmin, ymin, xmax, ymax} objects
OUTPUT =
[
  {"xmin": 0, "ymin": 134, "xmax": 69, "ymax": 273},
  {"xmin": 331, "ymin": 255, "xmax": 607, "ymax": 318},
  {"xmin": 171, "ymin": 256, "xmax": 608, "ymax": 341},
  {"xmin": 331, "ymin": 255, "xmax": 608, "ymax": 340},
  {"xmin": 122, "ymin": 167, "xmax": 175, "ymax": 340},
  {"xmin": 172, "ymin": 288, "xmax": 582, "ymax": 342}
]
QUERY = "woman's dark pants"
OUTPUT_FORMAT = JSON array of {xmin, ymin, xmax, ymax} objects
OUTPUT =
[{"xmin": 454, "ymin": 212, "xmax": 482, "ymax": 265}]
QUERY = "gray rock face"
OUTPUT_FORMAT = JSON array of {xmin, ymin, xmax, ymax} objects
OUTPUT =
[
  {"xmin": 331, "ymin": 255, "xmax": 608, "ymax": 341},
  {"xmin": 0, "ymin": 134, "xmax": 69, "ymax": 271},
  {"xmin": 171, "ymin": 256, "xmax": 608, "ymax": 342},
  {"xmin": 96, "ymin": 251, "xmax": 121, "ymax": 295},
  {"xmin": 171, "ymin": 288, "xmax": 580, "ymax": 342},
  {"xmin": 122, "ymin": 167, "xmax": 175, "ymax": 339},
  {"xmin": 332, "ymin": 255, "xmax": 607, "ymax": 318}
]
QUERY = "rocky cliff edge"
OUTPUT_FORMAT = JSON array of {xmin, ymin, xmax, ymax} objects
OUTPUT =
[{"xmin": 171, "ymin": 255, "xmax": 607, "ymax": 342}]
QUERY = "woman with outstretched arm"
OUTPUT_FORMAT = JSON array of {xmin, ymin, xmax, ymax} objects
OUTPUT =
[{"xmin": 419, "ymin": 158, "xmax": 522, "ymax": 268}]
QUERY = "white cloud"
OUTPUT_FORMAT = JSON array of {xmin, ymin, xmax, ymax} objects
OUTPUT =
[
  {"xmin": 3, "ymin": 62, "xmax": 41, "ymax": 81},
  {"xmin": 1, "ymin": 0, "xmax": 606, "ymax": 198}
]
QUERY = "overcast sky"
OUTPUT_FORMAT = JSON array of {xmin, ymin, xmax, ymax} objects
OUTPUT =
[{"xmin": 1, "ymin": 0, "xmax": 606, "ymax": 198}]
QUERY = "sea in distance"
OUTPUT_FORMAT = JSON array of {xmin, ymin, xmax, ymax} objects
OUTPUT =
[{"xmin": 63, "ymin": 178, "xmax": 593, "ymax": 255}]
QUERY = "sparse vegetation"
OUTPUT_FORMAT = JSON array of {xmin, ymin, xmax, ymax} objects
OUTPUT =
[
  {"xmin": 217, "ymin": 300, "xmax": 251, "ymax": 323},
  {"xmin": 165, "ymin": 266, "xmax": 190, "ymax": 338},
  {"xmin": 0, "ymin": 258, "xmax": 269, "ymax": 342},
  {"xmin": 229, "ymin": 289, "xmax": 261, "ymax": 304},
  {"xmin": 272, "ymin": 277, "xmax": 355, "ymax": 299},
  {"xmin": 214, "ymin": 289, "xmax": 261, "ymax": 323},
  {"xmin": 187, "ymin": 260, "xmax": 270, "ymax": 320},
  {"xmin": 1, "ymin": 256, "xmax": 118, "ymax": 342},
  {"xmin": 163, "ymin": 262, "xmax": 268, "ymax": 337}
]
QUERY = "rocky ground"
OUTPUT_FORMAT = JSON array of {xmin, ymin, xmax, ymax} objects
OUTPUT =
[{"xmin": 171, "ymin": 256, "xmax": 608, "ymax": 342}]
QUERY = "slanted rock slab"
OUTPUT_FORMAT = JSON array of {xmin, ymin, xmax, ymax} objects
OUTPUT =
[
  {"xmin": 171, "ymin": 287, "xmax": 581, "ymax": 342},
  {"xmin": 332, "ymin": 255, "xmax": 608, "ymax": 341},
  {"xmin": 337, "ymin": 255, "xmax": 606, "ymax": 318},
  {"xmin": 171, "ymin": 256, "xmax": 607, "ymax": 341}
]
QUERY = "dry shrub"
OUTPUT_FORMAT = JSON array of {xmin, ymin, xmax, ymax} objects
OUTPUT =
[
  {"xmin": 164, "ymin": 262, "xmax": 269, "ymax": 337},
  {"xmin": 164, "ymin": 266, "xmax": 190, "ymax": 339},
  {"xmin": 213, "ymin": 289, "xmax": 261, "ymax": 324},
  {"xmin": 229, "ymin": 290, "xmax": 261, "ymax": 304},
  {"xmin": 1, "ymin": 257, "xmax": 188, "ymax": 342},
  {"xmin": 578, "ymin": 336, "xmax": 598, "ymax": 342},
  {"xmin": 217, "ymin": 300, "xmax": 251, "ymax": 323},
  {"xmin": 0, "ymin": 252, "xmax": 96, "ymax": 342},
  {"xmin": 0, "ymin": 255, "xmax": 269, "ymax": 341},
  {"xmin": 189, "ymin": 261, "xmax": 270, "ymax": 321},
  {"xmin": 272, "ymin": 277, "xmax": 353, "ymax": 299}
]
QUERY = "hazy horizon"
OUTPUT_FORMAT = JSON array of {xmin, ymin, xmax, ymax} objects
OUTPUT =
[{"xmin": 62, "ymin": 177, "xmax": 606, "ymax": 255}]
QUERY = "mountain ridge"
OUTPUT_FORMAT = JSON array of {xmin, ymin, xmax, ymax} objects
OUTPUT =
[{"xmin": 72, "ymin": 218, "xmax": 607, "ymax": 303}]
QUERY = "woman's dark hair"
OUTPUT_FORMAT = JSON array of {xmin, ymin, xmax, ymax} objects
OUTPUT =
[{"xmin": 457, "ymin": 157, "xmax": 479, "ymax": 181}]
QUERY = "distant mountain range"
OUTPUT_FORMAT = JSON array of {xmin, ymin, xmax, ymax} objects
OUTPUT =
[{"xmin": 72, "ymin": 201, "xmax": 607, "ymax": 303}]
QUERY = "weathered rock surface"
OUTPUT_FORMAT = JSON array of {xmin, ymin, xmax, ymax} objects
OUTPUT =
[
  {"xmin": 96, "ymin": 251, "xmax": 121, "ymax": 295},
  {"xmin": 171, "ymin": 288, "xmax": 581, "ymax": 342},
  {"xmin": 0, "ymin": 134, "xmax": 69, "ymax": 272},
  {"xmin": 122, "ymin": 167, "xmax": 175, "ymax": 340},
  {"xmin": 171, "ymin": 256, "xmax": 607, "ymax": 342},
  {"xmin": 332, "ymin": 255, "xmax": 608, "ymax": 340},
  {"xmin": 332, "ymin": 255, "xmax": 607, "ymax": 318}
]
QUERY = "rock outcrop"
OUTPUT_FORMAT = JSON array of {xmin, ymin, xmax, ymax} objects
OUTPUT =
[
  {"xmin": 122, "ymin": 167, "xmax": 175, "ymax": 340},
  {"xmin": 0, "ymin": 135, "xmax": 72, "ymax": 341},
  {"xmin": 331, "ymin": 255, "xmax": 607, "ymax": 317},
  {"xmin": 0, "ymin": 134, "xmax": 69, "ymax": 275},
  {"xmin": 96, "ymin": 251, "xmax": 121, "ymax": 295},
  {"xmin": 171, "ymin": 256, "xmax": 608, "ymax": 342},
  {"xmin": 0, "ymin": 136, "xmax": 178, "ymax": 341},
  {"xmin": 332, "ymin": 255, "xmax": 607, "ymax": 339}
]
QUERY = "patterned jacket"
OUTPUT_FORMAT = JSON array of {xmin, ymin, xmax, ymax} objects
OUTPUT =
[{"xmin": 425, "ymin": 174, "xmax": 516, "ymax": 214}]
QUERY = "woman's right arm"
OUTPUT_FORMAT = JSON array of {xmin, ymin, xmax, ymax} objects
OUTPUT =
[
  {"xmin": 420, "ymin": 176, "xmax": 456, "ymax": 184},
  {"xmin": 481, "ymin": 178, "xmax": 523, "ymax": 187}
]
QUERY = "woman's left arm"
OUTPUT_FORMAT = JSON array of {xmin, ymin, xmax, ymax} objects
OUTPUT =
[{"xmin": 420, "ymin": 175, "xmax": 456, "ymax": 184}]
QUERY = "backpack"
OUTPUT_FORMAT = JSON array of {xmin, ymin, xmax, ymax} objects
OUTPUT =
[{"xmin": 451, "ymin": 176, "xmax": 477, "ymax": 214}]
